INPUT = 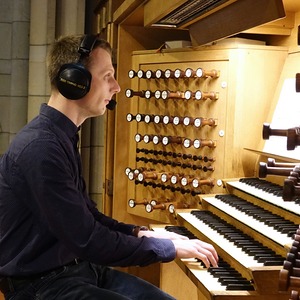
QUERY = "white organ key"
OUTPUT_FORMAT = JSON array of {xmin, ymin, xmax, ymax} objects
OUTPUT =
[
  {"xmin": 181, "ymin": 259, "xmax": 226, "ymax": 291},
  {"xmin": 178, "ymin": 212, "xmax": 264, "ymax": 268},
  {"xmin": 202, "ymin": 196, "xmax": 293, "ymax": 246},
  {"xmin": 228, "ymin": 180, "xmax": 300, "ymax": 215}
]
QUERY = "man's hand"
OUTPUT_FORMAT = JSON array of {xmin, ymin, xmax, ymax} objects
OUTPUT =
[
  {"xmin": 172, "ymin": 239, "xmax": 218, "ymax": 268},
  {"xmin": 137, "ymin": 230, "xmax": 218, "ymax": 268}
]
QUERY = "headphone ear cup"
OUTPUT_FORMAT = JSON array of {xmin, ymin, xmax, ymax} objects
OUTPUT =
[{"xmin": 56, "ymin": 63, "xmax": 92, "ymax": 100}]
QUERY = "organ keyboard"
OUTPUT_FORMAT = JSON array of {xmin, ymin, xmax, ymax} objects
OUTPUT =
[
  {"xmin": 152, "ymin": 225, "xmax": 258, "ymax": 299},
  {"xmin": 225, "ymin": 178, "xmax": 300, "ymax": 219},
  {"xmin": 151, "ymin": 177, "xmax": 300, "ymax": 299}
]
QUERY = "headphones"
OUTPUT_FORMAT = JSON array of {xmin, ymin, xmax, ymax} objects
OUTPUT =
[{"xmin": 56, "ymin": 34, "xmax": 98, "ymax": 100}]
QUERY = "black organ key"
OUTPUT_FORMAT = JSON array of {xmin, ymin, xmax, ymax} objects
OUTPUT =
[
  {"xmin": 207, "ymin": 259, "xmax": 254, "ymax": 291},
  {"xmin": 226, "ymin": 284, "xmax": 255, "ymax": 291},
  {"xmin": 209, "ymin": 270, "xmax": 240, "ymax": 277},
  {"xmin": 165, "ymin": 225, "xmax": 197, "ymax": 240}
]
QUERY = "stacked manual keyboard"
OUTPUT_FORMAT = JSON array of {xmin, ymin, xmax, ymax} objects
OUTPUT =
[
  {"xmin": 159, "ymin": 177, "xmax": 300, "ymax": 299},
  {"xmin": 165, "ymin": 225, "xmax": 255, "ymax": 291}
]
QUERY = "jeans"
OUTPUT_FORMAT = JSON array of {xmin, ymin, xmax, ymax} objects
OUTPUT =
[{"xmin": 4, "ymin": 261, "xmax": 176, "ymax": 300}]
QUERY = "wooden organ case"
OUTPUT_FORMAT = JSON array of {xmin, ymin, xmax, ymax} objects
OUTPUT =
[{"xmin": 119, "ymin": 44, "xmax": 295, "ymax": 299}]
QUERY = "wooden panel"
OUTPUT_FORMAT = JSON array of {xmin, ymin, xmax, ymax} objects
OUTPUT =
[
  {"xmin": 112, "ymin": 25, "xmax": 148, "ymax": 225},
  {"xmin": 160, "ymin": 261, "xmax": 199, "ymax": 300},
  {"xmin": 126, "ymin": 51, "xmax": 227, "ymax": 222},
  {"xmin": 119, "ymin": 44, "xmax": 287, "ymax": 223},
  {"xmin": 243, "ymin": 11, "xmax": 294, "ymax": 36},
  {"xmin": 189, "ymin": 0, "xmax": 285, "ymax": 46},
  {"xmin": 143, "ymin": 0, "xmax": 239, "ymax": 28},
  {"xmin": 112, "ymin": 24, "xmax": 189, "ymax": 224},
  {"xmin": 143, "ymin": 0, "xmax": 187, "ymax": 26},
  {"xmin": 113, "ymin": 0, "xmax": 146, "ymax": 24}
]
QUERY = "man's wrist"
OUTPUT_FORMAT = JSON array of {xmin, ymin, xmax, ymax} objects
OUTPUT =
[{"xmin": 132, "ymin": 225, "xmax": 149, "ymax": 237}]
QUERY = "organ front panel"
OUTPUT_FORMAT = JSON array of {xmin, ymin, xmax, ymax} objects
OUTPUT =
[{"xmin": 115, "ymin": 43, "xmax": 300, "ymax": 299}]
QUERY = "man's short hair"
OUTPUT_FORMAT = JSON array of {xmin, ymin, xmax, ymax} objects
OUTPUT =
[{"xmin": 47, "ymin": 34, "xmax": 112, "ymax": 90}]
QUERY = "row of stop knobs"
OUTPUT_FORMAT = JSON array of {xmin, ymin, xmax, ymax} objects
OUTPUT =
[
  {"xmin": 125, "ymin": 167, "xmax": 214, "ymax": 188},
  {"xmin": 125, "ymin": 89, "xmax": 219, "ymax": 101},
  {"xmin": 136, "ymin": 148, "xmax": 215, "ymax": 162},
  {"xmin": 128, "ymin": 68, "xmax": 220, "ymax": 79},
  {"xmin": 127, "ymin": 113, "xmax": 217, "ymax": 127},
  {"xmin": 134, "ymin": 133, "xmax": 216, "ymax": 149},
  {"xmin": 136, "ymin": 157, "xmax": 214, "ymax": 172},
  {"xmin": 128, "ymin": 198, "xmax": 190, "ymax": 213}
]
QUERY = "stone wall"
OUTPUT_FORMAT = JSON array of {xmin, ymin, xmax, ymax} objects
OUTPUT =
[{"xmin": 0, "ymin": 0, "xmax": 30, "ymax": 154}]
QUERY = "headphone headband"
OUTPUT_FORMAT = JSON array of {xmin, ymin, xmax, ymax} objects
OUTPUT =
[{"xmin": 78, "ymin": 34, "xmax": 98, "ymax": 61}]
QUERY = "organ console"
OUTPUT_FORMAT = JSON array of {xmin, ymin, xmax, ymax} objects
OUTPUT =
[
  {"xmin": 97, "ymin": 0, "xmax": 300, "ymax": 298},
  {"xmin": 117, "ymin": 40, "xmax": 292, "ymax": 299}
]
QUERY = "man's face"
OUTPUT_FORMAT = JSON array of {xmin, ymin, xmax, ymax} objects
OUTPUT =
[{"xmin": 80, "ymin": 47, "xmax": 120, "ymax": 117}]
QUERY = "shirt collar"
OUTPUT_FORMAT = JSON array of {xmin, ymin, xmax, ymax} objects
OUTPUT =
[{"xmin": 39, "ymin": 103, "xmax": 79, "ymax": 139}]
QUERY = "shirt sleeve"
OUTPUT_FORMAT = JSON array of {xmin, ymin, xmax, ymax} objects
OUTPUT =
[
  {"xmin": 89, "ymin": 204, "xmax": 135, "ymax": 236},
  {"xmin": 14, "ymin": 138, "xmax": 176, "ymax": 267}
]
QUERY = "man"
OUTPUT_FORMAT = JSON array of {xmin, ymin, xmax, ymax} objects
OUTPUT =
[{"xmin": 0, "ymin": 34, "xmax": 218, "ymax": 299}]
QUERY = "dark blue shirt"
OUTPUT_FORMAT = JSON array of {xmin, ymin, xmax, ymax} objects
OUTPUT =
[{"xmin": 0, "ymin": 104, "xmax": 175, "ymax": 276}]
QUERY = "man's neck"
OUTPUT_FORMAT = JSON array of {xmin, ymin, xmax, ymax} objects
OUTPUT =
[{"xmin": 47, "ymin": 93, "xmax": 85, "ymax": 127}]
